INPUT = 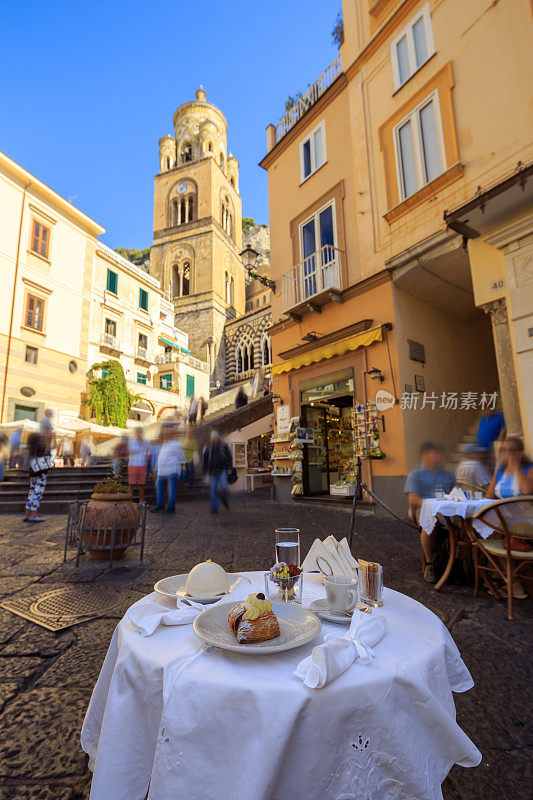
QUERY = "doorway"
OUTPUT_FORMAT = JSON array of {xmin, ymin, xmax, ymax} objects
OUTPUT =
[{"xmin": 301, "ymin": 394, "xmax": 356, "ymax": 495}]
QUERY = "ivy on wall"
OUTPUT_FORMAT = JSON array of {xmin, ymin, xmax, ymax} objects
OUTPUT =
[{"xmin": 85, "ymin": 361, "xmax": 138, "ymax": 427}]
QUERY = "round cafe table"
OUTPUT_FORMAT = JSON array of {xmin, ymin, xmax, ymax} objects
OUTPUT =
[{"xmin": 81, "ymin": 571, "xmax": 481, "ymax": 800}]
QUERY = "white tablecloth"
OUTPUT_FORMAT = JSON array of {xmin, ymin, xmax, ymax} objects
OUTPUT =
[
  {"xmin": 81, "ymin": 572, "xmax": 481, "ymax": 800},
  {"xmin": 420, "ymin": 498, "xmax": 494, "ymax": 537}
]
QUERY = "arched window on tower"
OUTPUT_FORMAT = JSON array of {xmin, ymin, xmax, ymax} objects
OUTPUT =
[
  {"xmin": 221, "ymin": 195, "xmax": 233, "ymax": 240},
  {"xmin": 230, "ymin": 277, "xmax": 235, "ymax": 306},
  {"xmin": 166, "ymin": 157, "xmax": 171, "ymax": 170},
  {"xmin": 172, "ymin": 190, "xmax": 196, "ymax": 226},
  {"xmin": 261, "ymin": 331, "xmax": 272, "ymax": 367},
  {"xmin": 235, "ymin": 334, "xmax": 254, "ymax": 375},
  {"xmin": 225, "ymin": 272, "xmax": 230, "ymax": 304},
  {"xmin": 208, "ymin": 142, "xmax": 213, "ymax": 152},
  {"xmin": 219, "ymin": 152, "xmax": 225, "ymax": 170},
  {"xmin": 182, "ymin": 262, "xmax": 190, "ymax": 295},
  {"xmin": 181, "ymin": 142, "xmax": 192, "ymax": 163},
  {"xmin": 172, "ymin": 262, "xmax": 191, "ymax": 298},
  {"xmin": 230, "ymin": 176, "xmax": 235, "ymax": 188}
]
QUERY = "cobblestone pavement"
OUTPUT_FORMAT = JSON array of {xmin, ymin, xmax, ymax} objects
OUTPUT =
[{"xmin": 0, "ymin": 491, "xmax": 530, "ymax": 799}]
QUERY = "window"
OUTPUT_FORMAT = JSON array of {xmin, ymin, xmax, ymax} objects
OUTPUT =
[
  {"xmin": 69, "ymin": 360, "xmax": 77, "ymax": 373},
  {"xmin": 235, "ymin": 335, "xmax": 254, "ymax": 375},
  {"xmin": 391, "ymin": 4, "xmax": 434, "ymax": 90},
  {"xmin": 14, "ymin": 404, "xmax": 37, "ymax": 421},
  {"xmin": 137, "ymin": 372, "xmax": 147, "ymax": 385},
  {"xmin": 25, "ymin": 345, "xmax": 38, "ymax": 364},
  {"xmin": 394, "ymin": 93, "xmax": 445, "ymax": 200},
  {"xmin": 186, "ymin": 374, "xmax": 195, "ymax": 397},
  {"xmin": 261, "ymin": 332, "xmax": 271, "ymax": 366},
  {"xmin": 181, "ymin": 142, "xmax": 192, "ymax": 163},
  {"xmin": 300, "ymin": 120, "xmax": 326, "ymax": 182},
  {"xmin": 31, "ymin": 219, "xmax": 50, "ymax": 259},
  {"xmin": 25, "ymin": 294, "xmax": 45, "ymax": 331},
  {"xmin": 106, "ymin": 268, "xmax": 118, "ymax": 294},
  {"xmin": 172, "ymin": 195, "xmax": 195, "ymax": 226},
  {"xmin": 138, "ymin": 332, "xmax": 148, "ymax": 354},
  {"xmin": 105, "ymin": 318, "xmax": 117, "ymax": 337},
  {"xmin": 101, "ymin": 368, "xmax": 109, "ymax": 378},
  {"xmin": 160, "ymin": 373, "xmax": 172, "ymax": 390},
  {"xmin": 139, "ymin": 288, "xmax": 148, "ymax": 311},
  {"xmin": 299, "ymin": 200, "xmax": 338, "ymax": 299}
]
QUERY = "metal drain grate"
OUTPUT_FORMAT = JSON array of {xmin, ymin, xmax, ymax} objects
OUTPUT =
[{"xmin": 0, "ymin": 584, "xmax": 123, "ymax": 631}]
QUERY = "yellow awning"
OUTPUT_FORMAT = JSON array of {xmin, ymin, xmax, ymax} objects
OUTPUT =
[{"xmin": 271, "ymin": 325, "xmax": 383, "ymax": 376}]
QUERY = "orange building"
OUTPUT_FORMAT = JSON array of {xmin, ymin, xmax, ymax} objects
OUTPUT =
[{"xmin": 261, "ymin": 0, "xmax": 533, "ymax": 512}]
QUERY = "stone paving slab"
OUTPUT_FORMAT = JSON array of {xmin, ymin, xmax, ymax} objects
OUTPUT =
[{"xmin": 0, "ymin": 498, "xmax": 530, "ymax": 799}]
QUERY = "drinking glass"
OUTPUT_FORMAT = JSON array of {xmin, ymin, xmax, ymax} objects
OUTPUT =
[
  {"xmin": 275, "ymin": 528, "xmax": 300, "ymax": 568},
  {"xmin": 358, "ymin": 563, "xmax": 383, "ymax": 607},
  {"xmin": 435, "ymin": 484, "xmax": 444, "ymax": 500}
]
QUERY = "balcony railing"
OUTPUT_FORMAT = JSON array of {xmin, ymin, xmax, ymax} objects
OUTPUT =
[
  {"xmin": 154, "ymin": 351, "xmax": 209, "ymax": 373},
  {"xmin": 276, "ymin": 56, "xmax": 341, "ymax": 142},
  {"xmin": 282, "ymin": 244, "xmax": 343, "ymax": 313},
  {"xmin": 136, "ymin": 346, "xmax": 150, "ymax": 362},
  {"xmin": 100, "ymin": 333, "xmax": 121, "ymax": 352}
]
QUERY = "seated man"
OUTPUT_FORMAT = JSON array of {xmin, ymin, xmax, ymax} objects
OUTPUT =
[
  {"xmin": 455, "ymin": 443, "xmax": 491, "ymax": 491},
  {"xmin": 405, "ymin": 442, "xmax": 455, "ymax": 583}
]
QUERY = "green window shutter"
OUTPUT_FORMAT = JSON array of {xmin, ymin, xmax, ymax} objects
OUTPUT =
[
  {"xmin": 107, "ymin": 269, "xmax": 118, "ymax": 294},
  {"xmin": 186, "ymin": 374, "xmax": 195, "ymax": 397},
  {"xmin": 101, "ymin": 368, "xmax": 109, "ymax": 378},
  {"xmin": 139, "ymin": 288, "xmax": 148, "ymax": 311},
  {"xmin": 137, "ymin": 372, "xmax": 147, "ymax": 385}
]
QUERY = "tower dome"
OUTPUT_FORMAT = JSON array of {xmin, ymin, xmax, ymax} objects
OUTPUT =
[{"xmin": 172, "ymin": 88, "xmax": 228, "ymax": 168}]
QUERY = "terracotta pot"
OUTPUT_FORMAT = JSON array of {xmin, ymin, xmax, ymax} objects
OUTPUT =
[{"xmin": 82, "ymin": 492, "xmax": 140, "ymax": 560}]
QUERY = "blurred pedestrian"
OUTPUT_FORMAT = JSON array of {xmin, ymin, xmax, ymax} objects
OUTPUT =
[
  {"xmin": 199, "ymin": 397, "xmax": 208, "ymax": 423},
  {"xmin": 455, "ymin": 443, "xmax": 491, "ymax": 490},
  {"xmin": 61, "ymin": 436, "xmax": 74, "ymax": 467},
  {"xmin": 9, "ymin": 427, "xmax": 21, "ymax": 468},
  {"xmin": 128, "ymin": 427, "xmax": 149, "ymax": 503},
  {"xmin": 182, "ymin": 423, "xmax": 197, "ymax": 488},
  {"xmin": 202, "ymin": 430, "xmax": 233, "ymax": 514},
  {"xmin": 235, "ymin": 387, "xmax": 248, "ymax": 409},
  {"xmin": 152, "ymin": 428, "xmax": 185, "ymax": 514},
  {"xmin": 188, "ymin": 396, "xmax": 199, "ymax": 424},
  {"xmin": 23, "ymin": 431, "xmax": 51, "ymax": 523},
  {"xmin": 0, "ymin": 432, "xmax": 8, "ymax": 482},
  {"xmin": 80, "ymin": 435, "xmax": 93, "ymax": 467},
  {"xmin": 113, "ymin": 434, "xmax": 129, "ymax": 478},
  {"xmin": 40, "ymin": 409, "xmax": 55, "ymax": 455}
]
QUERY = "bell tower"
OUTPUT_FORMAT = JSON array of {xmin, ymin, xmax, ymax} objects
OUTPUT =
[{"xmin": 150, "ymin": 87, "xmax": 244, "ymax": 387}]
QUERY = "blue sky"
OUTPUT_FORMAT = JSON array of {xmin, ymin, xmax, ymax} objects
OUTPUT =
[{"xmin": 0, "ymin": 0, "xmax": 340, "ymax": 249}]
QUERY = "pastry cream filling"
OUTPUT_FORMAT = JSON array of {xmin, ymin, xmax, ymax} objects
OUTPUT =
[{"xmin": 242, "ymin": 594, "xmax": 272, "ymax": 621}]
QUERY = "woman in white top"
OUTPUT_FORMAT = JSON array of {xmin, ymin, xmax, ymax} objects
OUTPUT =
[
  {"xmin": 153, "ymin": 428, "xmax": 185, "ymax": 513},
  {"xmin": 128, "ymin": 428, "xmax": 150, "ymax": 503}
]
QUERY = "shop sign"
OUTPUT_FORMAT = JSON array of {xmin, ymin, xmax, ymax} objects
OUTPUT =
[{"xmin": 276, "ymin": 403, "xmax": 291, "ymax": 434}]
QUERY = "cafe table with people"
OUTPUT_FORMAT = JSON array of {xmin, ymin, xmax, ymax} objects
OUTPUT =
[
  {"xmin": 406, "ymin": 438, "xmax": 533, "ymax": 608},
  {"xmin": 81, "ymin": 530, "xmax": 482, "ymax": 800}
]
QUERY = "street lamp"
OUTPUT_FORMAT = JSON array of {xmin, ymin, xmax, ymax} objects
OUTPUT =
[{"xmin": 239, "ymin": 245, "xmax": 276, "ymax": 291}]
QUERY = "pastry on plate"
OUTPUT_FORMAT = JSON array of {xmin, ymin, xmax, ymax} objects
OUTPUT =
[{"xmin": 228, "ymin": 593, "xmax": 280, "ymax": 644}]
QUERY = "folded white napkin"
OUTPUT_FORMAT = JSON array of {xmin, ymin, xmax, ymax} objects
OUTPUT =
[
  {"xmin": 446, "ymin": 486, "xmax": 467, "ymax": 501},
  {"xmin": 127, "ymin": 597, "xmax": 204, "ymax": 637},
  {"xmin": 301, "ymin": 537, "xmax": 358, "ymax": 578},
  {"xmin": 294, "ymin": 611, "xmax": 386, "ymax": 688}
]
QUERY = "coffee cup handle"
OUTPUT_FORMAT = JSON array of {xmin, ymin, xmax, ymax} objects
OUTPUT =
[{"xmin": 347, "ymin": 588, "xmax": 358, "ymax": 610}]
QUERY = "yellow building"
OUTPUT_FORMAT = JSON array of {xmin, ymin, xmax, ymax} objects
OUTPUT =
[
  {"xmin": 261, "ymin": 0, "xmax": 533, "ymax": 509},
  {"xmin": 0, "ymin": 150, "xmax": 104, "ymax": 425},
  {"xmin": 88, "ymin": 243, "xmax": 210, "ymax": 422},
  {"xmin": 150, "ymin": 88, "xmax": 244, "ymax": 388}
]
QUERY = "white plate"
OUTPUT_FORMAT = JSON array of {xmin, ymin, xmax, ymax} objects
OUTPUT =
[
  {"xmin": 193, "ymin": 601, "xmax": 322, "ymax": 654},
  {"xmin": 309, "ymin": 598, "xmax": 351, "ymax": 625},
  {"xmin": 154, "ymin": 573, "xmax": 246, "ymax": 604}
]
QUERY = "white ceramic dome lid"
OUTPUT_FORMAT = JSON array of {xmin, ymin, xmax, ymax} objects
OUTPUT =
[{"xmin": 185, "ymin": 560, "xmax": 229, "ymax": 597}]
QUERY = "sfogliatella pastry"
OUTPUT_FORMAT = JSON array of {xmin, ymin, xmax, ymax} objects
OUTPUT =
[{"xmin": 228, "ymin": 593, "xmax": 280, "ymax": 644}]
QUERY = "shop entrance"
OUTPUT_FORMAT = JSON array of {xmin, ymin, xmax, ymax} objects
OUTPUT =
[{"xmin": 301, "ymin": 395, "xmax": 356, "ymax": 495}]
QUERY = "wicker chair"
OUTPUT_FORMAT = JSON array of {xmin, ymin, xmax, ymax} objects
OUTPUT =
[{"xmin": 468, "ymin": 496, "xmax": 533, "ymax": 620}]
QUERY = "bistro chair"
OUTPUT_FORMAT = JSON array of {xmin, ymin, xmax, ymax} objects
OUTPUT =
[{"xmin": 467, "ymin": 496, "xmax": 533, "ymax": 620}]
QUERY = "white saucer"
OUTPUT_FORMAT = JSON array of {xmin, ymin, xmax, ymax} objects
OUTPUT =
[
  {"xmin": 154, "ymin": 573, "xmax": 246, "ymax": 604},
  {"xmin": 309, "ymin": 598, "xmax": 351, "ymax": 624}
]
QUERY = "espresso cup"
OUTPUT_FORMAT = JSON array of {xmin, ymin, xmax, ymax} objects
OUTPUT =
[{"xmin": 324, "ymin": 575, "xmax": 358, "ymax": 612}]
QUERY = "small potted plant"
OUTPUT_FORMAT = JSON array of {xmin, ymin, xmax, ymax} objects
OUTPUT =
[{"xmin": 82, "ymin": 476, "xmax": 140, "ymax": 560}]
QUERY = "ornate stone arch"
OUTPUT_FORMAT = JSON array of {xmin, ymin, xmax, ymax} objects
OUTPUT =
[
  {"xmin": 167, "ymin": 177, "xmax": 198, "ymax": 228},
  {"xmin": 219, "ymin": 188, "xmax": 235, "ymax": 240},
  {"xmin": 164, "ymin": 241, "xmax": 195, "ymax": 298}
]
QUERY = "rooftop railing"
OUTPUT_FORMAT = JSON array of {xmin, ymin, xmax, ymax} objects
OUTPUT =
[
  {"xmin": 276, "ymin": 56, "xmax": 342, "ymax": 143},
  {"xmin": 154, "ymin": 351, "xmax": 209, "ymax": 373}
]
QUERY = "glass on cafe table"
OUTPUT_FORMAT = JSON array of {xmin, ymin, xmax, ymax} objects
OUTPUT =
[
  {"xmin": 274, "ymin": 528, "xmax": 300, "ymax": 568},
  {"xmin": 358, "ymin": 563, "xmax": 384, "ymax": 608}
]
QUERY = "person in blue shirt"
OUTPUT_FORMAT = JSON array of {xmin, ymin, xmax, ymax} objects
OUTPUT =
[
  {"xmin": 405, "ymin": 442, "xmax": 455, "ymax": 583},
  {"xmin": 476, "ymin": 411, "xmax": 505, "ymax": 451}
]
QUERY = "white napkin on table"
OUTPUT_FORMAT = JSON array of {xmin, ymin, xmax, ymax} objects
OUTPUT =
[
  {"xmin": 294, "ymin": 611, "xmax": 386, "ymax": 688},
  {"xmin": 446, "ymin": 486, "xmax": 467, "ymax": 501},
  {"xmin": 127, "ymin": 597, "xmax": 204, "ymax": 637}
]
